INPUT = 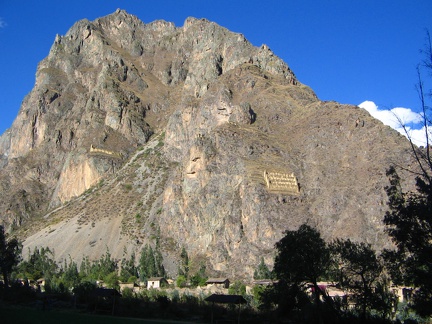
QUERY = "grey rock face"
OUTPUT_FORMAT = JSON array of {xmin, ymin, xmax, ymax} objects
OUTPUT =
[{"xmin": 0, "ymin": 10, "xmax": 419, "ymax": 279}]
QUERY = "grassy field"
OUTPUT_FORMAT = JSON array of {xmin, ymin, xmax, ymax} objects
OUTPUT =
[{"xmin": 0, "ymin": 305, "xmax": 197, "ymax": 324}]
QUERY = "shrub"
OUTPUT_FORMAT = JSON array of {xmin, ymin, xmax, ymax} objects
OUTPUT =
[
  {"xmin": 176, "ymin": 275, "xmax": 187, "ymax": 288},
  {"xmin": 228, "ymin": 280, "xmax": 246, "ymax": 296}
]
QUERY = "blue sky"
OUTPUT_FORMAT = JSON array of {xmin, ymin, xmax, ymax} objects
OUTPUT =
[{"xmin": 1, "ymin": 1, "xmax": 431, "ymax": 144}]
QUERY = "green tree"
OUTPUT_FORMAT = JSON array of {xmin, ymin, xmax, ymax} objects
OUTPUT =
[
  {"xmin": 104, "ymin": 271, "xmax": 119, "ymax": 289},
  {"xmin": 254, "ymin": 257, "xmax": 271, "ymax": 280},
  {"xmin": 139, "ymin": 244, "xmax": 165, "ymax": 281},
  {"xmin": 330, "ymin": 239, "xmax": 394, "ymax": 320},
  {"xmin": 83, "ymin": 249, "xmax": 117, "ymax": 282},
  {"xmin": 228, "ymin": 280, "xmax": 246, "ymax": 296},
  {"xmin": 141, "ymin": 245, "xmax": 155, "ymax": 280},
  {"xmin": 60, "ymin": 257, "xmax": 80, "ymax": 289},
  {"xmin": 179, "ymin": 247, "xmax": 189, "ymax": 279},
  {"xmin": 176, "ymin": 275, "xmax": 187, "ymax": 288},
  {"xmin": 79, "ymin": 256, "xmax": 92, "ymax": 280},
  {"xmin": 78, "ymin": 250, "xmax": 117, "ymax": 283},
  {"xmin": 251, "ymin": 284, "xmax": 267, "ymax": 309},
  {"xmin": 73, "ymin": 281, "xmax": 97, "ymax": 304},
  {"xmin": 384, "ymin": 166, "xmax": 432, "ymax": 317},
  {"xmin": 19, "ymin": 247, "xmax": 57, "ymax": 281},
  {"xmin": 154, "ymin": 239, "xmax": 166, "ymax": 278},
  {"xmin": 0, "ymin": 226, "xmax": 22, "ymax": 288},
  {"xmin": 190, "ymin": 263, "xmax": 208, "ymax": 287},
  {"xmin": 120, "ymin": 252, "xmax": 138, "ymax": 283},
  {"xmin": 273, "ymin": 224, "xmax": 332, "ymax": 319}
]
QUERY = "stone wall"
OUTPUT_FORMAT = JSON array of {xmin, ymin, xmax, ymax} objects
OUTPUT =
[
  {"xmin": 263, "ymin": 170, "xmax": 299, "ymax": 194},
  {"xmin": 89, "ymin": 145, "xmax": 122, "ymax": 158}
]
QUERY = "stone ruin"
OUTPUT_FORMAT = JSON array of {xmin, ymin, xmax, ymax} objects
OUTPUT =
[
  {"xmin": 263, "ymin": 170, "xmax": 299, "ymax": 194},
  {"xmin": 89, "ymin": 145, "xmax": 122, "ymax": 158}
]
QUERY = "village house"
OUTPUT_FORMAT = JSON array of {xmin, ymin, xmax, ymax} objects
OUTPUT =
[
  {"xmin": 147, "ymin": 277, "xmax": 168, "ymax": 289},
  {"xmin": 307, "ymin": 282, "xmax": 349, "ymax": 303},
  {"xmin": 118, "ymin": 282, "xmax": 142, "ymax": 293},
  {"xmin": 392, "ymin": 285, "xmax": 413, "ymax": 303},
  {"xmin": 36, "ymin": 278, "xmax": 46, "ymax": 292}
]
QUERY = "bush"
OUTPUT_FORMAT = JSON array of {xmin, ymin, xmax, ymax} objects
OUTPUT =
[
  {"xmin": 190, "ymin": 273, "xmax": 207, "ymax": 287},
  {"xmin": 73, "ymin": 281, "xmax": 96, "ymax": 304},
  {"xmin": 176, "ymin": 275, "xmax": 187, "ymax": 288},
  {"xmin": 170, "ymin": 289, "xmax": 180, "ymax": 303},
  {"xmin": 228, "ymin": 280, "xmax": 246, "ymax": 296},
  {"xmin": 127, "ymin": 275, "xmax": 137, "ymax": 284},
  {"xmin": 122, "ymin": 287, "xmax": 134, "ymax": 299},
  {"xmin": 104, "ymin": 272, "xmax": 119, "ymax": 289}
]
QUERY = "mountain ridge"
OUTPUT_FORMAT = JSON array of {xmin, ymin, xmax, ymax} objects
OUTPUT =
[{"xmin": 0, "ymin": 10, "xmax": 418, "ymax": 278}]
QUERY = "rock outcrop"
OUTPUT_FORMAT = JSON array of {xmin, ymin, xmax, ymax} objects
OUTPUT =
[{"xmin": 0, "ymin": 10, "xmax": 419, "ymax": 278}]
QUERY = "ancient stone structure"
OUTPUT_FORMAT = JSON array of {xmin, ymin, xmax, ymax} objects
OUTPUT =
[
  {"xmin": 263, "ymin": 170, "xmax": 299, "ymax": 194},
  {"xmin": 89, "ymin": 145, "xmax": 122, "ymax": 158}
]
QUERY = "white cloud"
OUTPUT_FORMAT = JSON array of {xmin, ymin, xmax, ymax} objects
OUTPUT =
[
  {"xmin": 0, "ymin": 18, "xmax": 6, "ymax": 28},
  {"xmin": 359, "ymin": 100, "xmax": 429, "ymax": 147}
]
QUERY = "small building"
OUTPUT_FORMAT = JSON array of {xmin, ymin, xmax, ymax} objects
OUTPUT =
[
  {"xmin": 327, "ymin": 286, "xmax": 348, "ymax": 303},
  {"xmin": 307, "ymin": 282, "xmax": 350, "ymax": 304},
  {"xmin": 36, "ymin": 278, "xmax": 46, "ymax": 292},
  {"xmin": 119, "ymin": 282, "xmax": 141, "ymax": 292},
  {"xmin": 206, "ymin": 278, "xmax": 230, "ymax": 289},
  {"xmin": 392, "ymin": 285, "xmax": 414, "ymax": 303},
  {"xmin": 147, "ymin": 277, "xmax": 168, "ymax": 289}
]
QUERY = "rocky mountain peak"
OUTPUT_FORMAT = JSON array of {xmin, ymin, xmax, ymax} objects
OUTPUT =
[{"xmin": 0, "ymin": 10, "xmax": 418, "ymax": 279}]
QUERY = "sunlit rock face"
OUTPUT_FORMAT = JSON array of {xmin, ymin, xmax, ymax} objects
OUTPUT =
[{"xmin": 0, "ymin": 10, "xmax": 418, "ymax": 279}]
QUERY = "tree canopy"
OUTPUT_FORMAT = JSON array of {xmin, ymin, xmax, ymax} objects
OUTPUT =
[
  {"xmin": 138, "ymin": 244, "xmax": 165, "ymax": 281},
  {"xmin": 273, "ymin": 224, "xmax": 331, "ymax": 319},
  {"xmin": 274, "ymin": 224, "xmax": 330, "ymax": 287},
  {"xmin": 254, "ymin": 257, "xmax": 271, "ymax": 280},
  {"xmin": 382, "ymin": 31, "xmax": 432, "ymax": 317},
  {"xmin": 384, "ymin": 166, "xmax": 432, "ymax": 316},
  {"xmin": 0, "ymin": 225, "xmax": 22, "ymax": 288},
  {"xmin": 270, "ymin": 224, "xmax": 395, "ymax": 322},
  {"xmin": 330, "ymin": 239, "xmax": 393, "ymax": 320}
]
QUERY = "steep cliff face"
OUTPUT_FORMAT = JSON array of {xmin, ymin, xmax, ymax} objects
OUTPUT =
[{"xmin": 0, "ymin": 10, "xmax": 418, "ymax": 278}]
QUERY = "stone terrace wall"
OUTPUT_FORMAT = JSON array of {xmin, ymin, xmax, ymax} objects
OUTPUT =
[{"xmin": 263, "ymin": 170, "xmax": 299, "ymax": 194}]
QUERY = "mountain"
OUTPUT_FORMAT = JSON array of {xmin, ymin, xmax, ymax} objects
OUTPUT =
[{"xmin": 0, "ymin": 9, "xmax": 418, "ymax": 278}]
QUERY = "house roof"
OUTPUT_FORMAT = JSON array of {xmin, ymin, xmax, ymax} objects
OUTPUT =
[
  {"xmin": 119, "ymin": 282, "xmax": 138, "ymax": 287},
  {"xmin": 206, "ymin": 278, "xmax": 229, "ymax": 283},
  {"xmin": 147, "ymin": 277, "xmax": 166, "ymax": 281},
  {"xmin": 205, "ymin": 294, "xmax": 246, "ymax": 304}
]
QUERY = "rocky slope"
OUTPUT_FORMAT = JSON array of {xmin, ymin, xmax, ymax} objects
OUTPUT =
[{"xmin": 0, "ymin": 10, "xmax": 418, "ymax": 278}]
